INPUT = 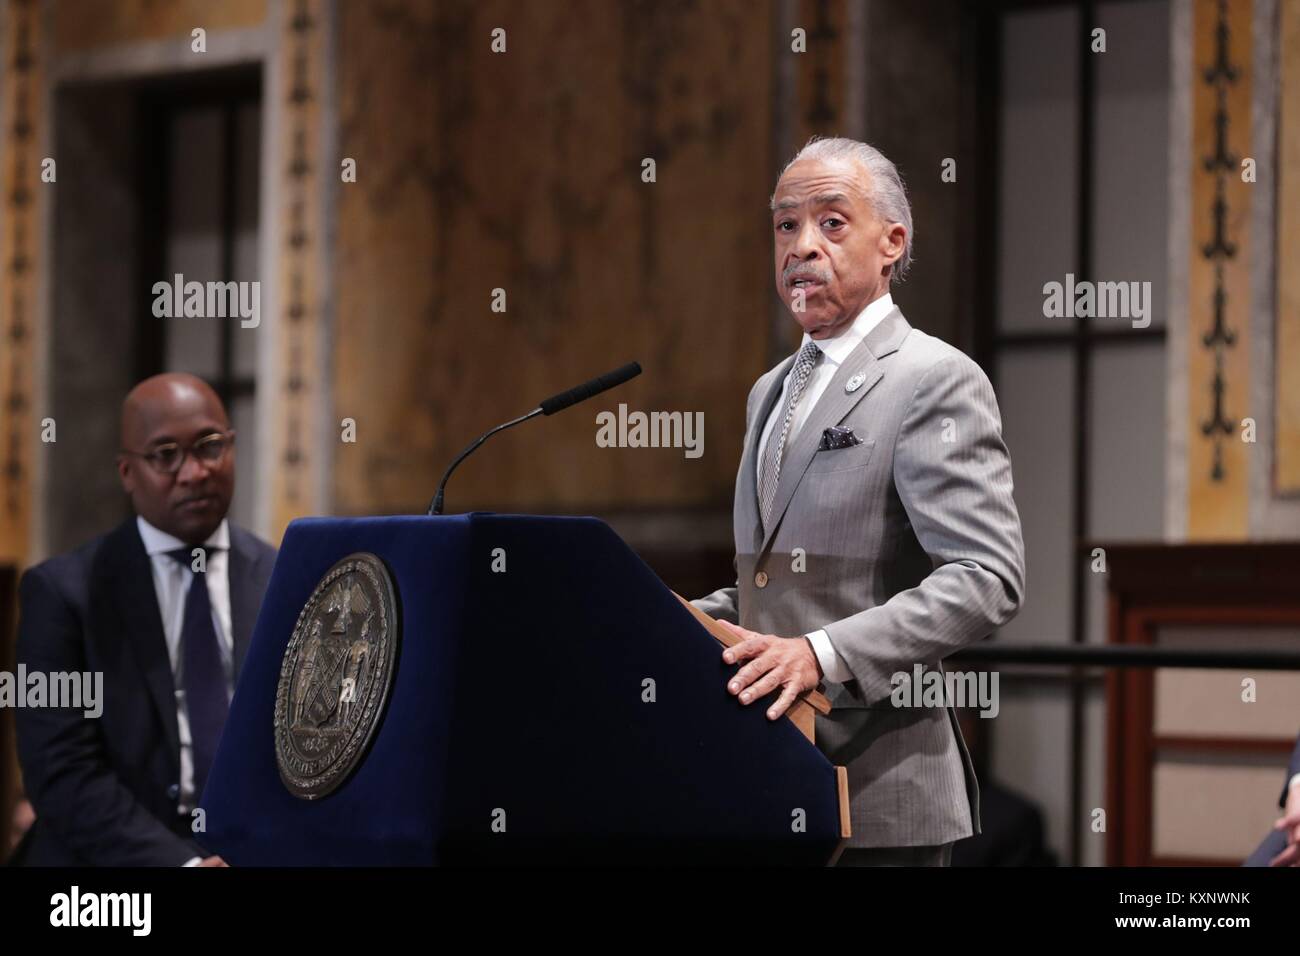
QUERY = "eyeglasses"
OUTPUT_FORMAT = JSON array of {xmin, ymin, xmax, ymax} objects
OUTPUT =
[{"xmin": 121, "ymin": 431, "xmax": 235, "ymax": 475}]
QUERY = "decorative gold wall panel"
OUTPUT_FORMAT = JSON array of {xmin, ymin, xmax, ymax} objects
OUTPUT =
[{"xmin": 1186, "ymin": 0, "xmax": 1252, "ymax": 539}]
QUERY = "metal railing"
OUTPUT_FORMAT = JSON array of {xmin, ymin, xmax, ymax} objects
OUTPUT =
[{"xmin": 951, "ymin": 644, "xmax": 1300, "ymax": 670}]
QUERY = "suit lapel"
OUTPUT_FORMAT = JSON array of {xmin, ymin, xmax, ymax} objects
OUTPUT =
[
  {"xmin": 739, "ymin": 355, "xmax": 795, "ymax": 555},
  {"xmin": 227, "ymin": 526, "xmax": 264, "ymax": 683},
  {"xmin": 93, "ymin": 520, "xmax": 181, "ymax": 766},
  {"xmin": 758, "ymin": 307, "xmax": 912, "ymax": 556}
]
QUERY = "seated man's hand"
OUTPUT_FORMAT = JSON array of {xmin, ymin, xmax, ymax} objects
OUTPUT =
[
  {"xmin": 9, "ymin": 798, "xmax": 34, "ymax": 856},
  {"xmin": 1270, "ymin": 785, "xmax": 1300, "ymax": 867},
  {"xmin": 197, "ymin": 855, "xmax": 229, "ymax": 867},
  {"xmin": 716, "ymin": 620, "xmax": 819, "ymax": 721}
]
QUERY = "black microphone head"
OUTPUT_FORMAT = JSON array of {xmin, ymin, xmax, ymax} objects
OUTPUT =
[
  {"xmin": 603, "ymin": 361, "xmax": 642, "ymax": 389},
  {"xmin": 539, "ymin": 361, "xmax": 642, "ymax": 416}
]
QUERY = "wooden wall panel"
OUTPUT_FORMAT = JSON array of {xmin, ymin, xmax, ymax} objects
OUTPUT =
[
  {"xmin": 794, "ymin": 0, "xmax": 849, "ymax": 148},
  {"xmin": 1278, "ymin": 0, "xmax": 1300, "ymax": 494},
  {"xmin": 1152, "ymin": 759, "xmax": 1287, "ymax": 861}
]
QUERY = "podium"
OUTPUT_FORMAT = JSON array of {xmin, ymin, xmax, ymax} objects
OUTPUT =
[{"xmin": 201, "ymin": 514, "xmax": 850, "ymax": 865}]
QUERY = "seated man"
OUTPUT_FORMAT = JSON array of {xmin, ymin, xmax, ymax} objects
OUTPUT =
[
  {"xmin": 1244, "ymin": 732, "xmax": 1300, "ymax": 867},
  {"xmin": 14, "ymin": 374, "xmax": 276, "ymax": 865}
]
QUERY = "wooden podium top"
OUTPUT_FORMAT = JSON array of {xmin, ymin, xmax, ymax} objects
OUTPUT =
[{"xmin": 673, "ymin": 593, "xmax": 831, "ymax": 745}]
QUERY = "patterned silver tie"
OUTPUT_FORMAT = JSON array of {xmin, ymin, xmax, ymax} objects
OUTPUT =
[{"xmin": 758, "ymin": 341, "xmax": 821, "ymax": 530}]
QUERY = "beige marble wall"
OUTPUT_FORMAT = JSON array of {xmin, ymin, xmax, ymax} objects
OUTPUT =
[
  {"xmin": 331, "ymin": 0, "xmax": 776, "ymax": 515},
  {"xmin": 53, "ymin": 0, "xmax": 267, "ymax": 52}
]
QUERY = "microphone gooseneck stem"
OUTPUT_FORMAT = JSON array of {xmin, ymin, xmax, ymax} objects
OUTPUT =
[{"xmin": 426, "ymin": 408, "xmax": 541, "ymax": 515}]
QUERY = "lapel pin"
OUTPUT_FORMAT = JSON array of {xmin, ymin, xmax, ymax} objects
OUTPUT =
[{"xmin": 845, "ymin": 372, "xmax": 867, "ymax": 394}]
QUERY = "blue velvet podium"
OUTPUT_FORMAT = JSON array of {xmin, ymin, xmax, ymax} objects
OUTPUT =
[{"xmin": 200, "ymin": 514, "xmax": 847, "ymax": 865}]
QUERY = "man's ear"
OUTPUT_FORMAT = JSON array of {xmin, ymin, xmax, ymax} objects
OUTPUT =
[
  {"xmin": 116, "ymin": 455, "xmax": 134, "ymax": 495},
  {"xmin": 879, "ymin": 221, "xmax": 907, "ymax": 267}
]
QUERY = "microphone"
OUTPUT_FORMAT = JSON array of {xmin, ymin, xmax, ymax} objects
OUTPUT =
[
  {"xmin": 538, "ymin": 362, "xmax": 642, "ymax": 416},
  {"xmin": 426, "ymin": 361, "xmax": 642, "ymax": 515}
]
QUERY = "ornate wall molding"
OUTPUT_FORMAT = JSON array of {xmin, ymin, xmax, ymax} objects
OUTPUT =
[
  {"xmin": 0, "ymin": 0, "xmax": 46, "ymax": 563},
  {"xmin": 1166, "ymin": 0, "xmax": 1193, "ymax": 541},
  {"xmin": 1170, "ymin": 0, "xmax": 1298, "ymax": 540},
  {"xmin": 262, "ymin": 0, "xmax": 331, "ymax": 540},
  {"xmin": 1185, "ymin": 0, "xmax": 1253, "ymax": 538}
]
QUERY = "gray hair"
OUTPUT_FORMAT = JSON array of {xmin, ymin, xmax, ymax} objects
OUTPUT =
[{"xmin": 774, "ymin": 136, "xmax": 913, "ymax": 283}]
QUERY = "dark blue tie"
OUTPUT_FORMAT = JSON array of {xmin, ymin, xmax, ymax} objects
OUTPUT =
[{"xmin": 167, "ymin": 548, "xmax": 229, "ymax": 804}]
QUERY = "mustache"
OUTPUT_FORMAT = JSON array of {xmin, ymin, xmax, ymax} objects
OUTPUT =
[{"xmin": 783, "ymin": 266, "xmax": 830, "ymax": 285}]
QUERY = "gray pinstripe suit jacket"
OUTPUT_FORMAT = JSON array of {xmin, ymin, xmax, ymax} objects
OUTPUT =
[{"xmin": 694, "ymin": 306, "xmax": 1025, "ymax": 848}]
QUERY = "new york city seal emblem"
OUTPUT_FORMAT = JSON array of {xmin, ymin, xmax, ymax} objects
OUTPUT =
[{"xmin": 274, "ymin": 552, "xmax": 399, "ymax": 799}]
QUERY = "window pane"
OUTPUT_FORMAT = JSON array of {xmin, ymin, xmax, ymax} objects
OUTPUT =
[
  {"xmin": 997, "ymin": 6, "xmax": 1080, "ymax": 334},
  {"xmin": 995, "ymin": 348, "xmax": 1076, "ymax": 645},
  {"xmin": 1088, "ymin": 341, "xmax": 1166, "ymax": 541},
  {"xmin": 1092, "ymin": 0, "xmax": 1170, "ymax": 328},
  {"xmin": 233, "ymin": 101, "xmax": 262, "ymax": 379},
  {"xmin": 165, "ymin": 106, "xmax": 224, "ymax": 378}
]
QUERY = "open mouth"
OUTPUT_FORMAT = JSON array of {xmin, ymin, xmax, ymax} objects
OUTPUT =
[{"xmin": 789, "ymin": 278, "xmax": 823, "ymax": 291}]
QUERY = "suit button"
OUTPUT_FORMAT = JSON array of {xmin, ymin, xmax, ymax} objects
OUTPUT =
[
  {"xmin": 754, "ymin": 571, "xmax": 768, "ymax": 588},
  {"xmin": 166, "ymin": 784, "xmax": 180, "ymax": 800}
]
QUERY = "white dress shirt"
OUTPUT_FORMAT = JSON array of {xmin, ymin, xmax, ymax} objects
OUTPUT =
[
  {"xmin": 755, "ymin": 292, "xmax": 894, "ymax": 684},
  {"xmin": 135, "ymin": 516, "xmax": 234, "ymax": 816}
]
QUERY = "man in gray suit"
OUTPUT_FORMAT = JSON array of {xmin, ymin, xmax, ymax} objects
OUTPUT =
[{"xmin": 693, "ymin": 136, "xmax": 1025, "ymax": 866}]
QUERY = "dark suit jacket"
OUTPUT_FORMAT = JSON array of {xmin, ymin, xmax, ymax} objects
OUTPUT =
[
  {"xmin": 13, "ymin": 517, "xmax": 276, "ymax": 866},
  {"xmin": 1280, "ymin": 733, "xmax": 1300, "ymax": 809},
  {"xmin": 1244, "ymin": 731, "xmax": 1300, "ymax": 867}
]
